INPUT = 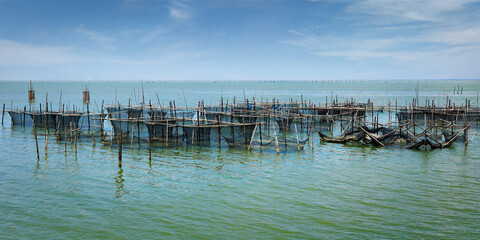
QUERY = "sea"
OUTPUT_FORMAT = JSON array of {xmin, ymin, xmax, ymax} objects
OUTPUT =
[{"xmin": 1, "ymin": 80, "xmax": 479, "ymax": 239}]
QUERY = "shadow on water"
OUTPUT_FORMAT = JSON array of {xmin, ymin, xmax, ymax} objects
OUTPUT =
[{"xmin": 115, "ymin": 168, "xmax": 128, "ymax": 199}]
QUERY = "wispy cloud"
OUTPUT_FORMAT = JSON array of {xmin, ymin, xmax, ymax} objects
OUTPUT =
[
  {"xmin": 169, "ymin": 0, "xmax": 193, "ymax": 20},
  {"xmin": 284, "ymin": 31, "xmax": 401, "ymax": 61},
  {"xmin": 286, "ymin": 0, "xmax": 480, "ymax": 63},
  {"xmin": 427, "ymin": 27, "xmax": 480, "ymax": 45},
  {"xmin": 74, "ymin": 27, "xmax": 115, "ymax": 43},
  {"xmin": 284, "ymin": 23, "xmax": 480, "ymax": 65},
  {"xmin": 74, "ymin": 26, "xmax": 117, "ymax": 50},
  {"xmin": 346, "ymin": 0, "xmax": 480, "ymax": 22}
]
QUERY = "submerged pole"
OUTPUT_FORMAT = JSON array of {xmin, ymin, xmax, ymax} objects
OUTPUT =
[
  {"xmin": 2, "ymin": 103, "xmax": 5, "ymax": 126},
  {"xmin": 118, "ymin": 130, "xmax": 122, "ymax": 168},
  {"xmin": 148, "ymin": 133, "xmax": 152, "ymax": 161},
  {"xmin": 248, "ymin": 124, "xmax": 257, "ymax": 152},
  {"xmin": 34, "ymin": 129, "xmax": 40, "ymax": 161}
]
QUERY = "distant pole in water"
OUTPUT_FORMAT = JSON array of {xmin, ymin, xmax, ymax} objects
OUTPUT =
[
  {"xmin": 28, "ymin": 80, "xmax": 35, "ymax": 103},
  {"xmin": 2, "ymin": 103, "xmax": 5, "ymax": 126},
  {"xmin": 83, "ymin": 85, "xmax": 90, "ymax": 104}
]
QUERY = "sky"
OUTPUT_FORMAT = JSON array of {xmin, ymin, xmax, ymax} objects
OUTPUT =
[{"xmin": 0, "ymin": 0, "xmax": 480, "ymax": 81}]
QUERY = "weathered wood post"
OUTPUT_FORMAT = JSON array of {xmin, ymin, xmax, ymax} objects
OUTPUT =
[
  {"xmin": 34, "ymin": 128, "xmax": 40, "ymax": 161},
  {"xmin": 23, "ymin": 106, "xmax": 26, "ymax": 127}
]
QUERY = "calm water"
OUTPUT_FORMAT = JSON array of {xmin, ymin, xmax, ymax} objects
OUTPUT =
[{"xmin": 1, "ymin": 80, "xmax": 480, "ymax": 239}]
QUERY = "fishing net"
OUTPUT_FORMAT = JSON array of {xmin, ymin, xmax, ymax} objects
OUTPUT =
[
  {"xmin": 28, "ymin": 112, "xmax": 57, "ymax": 128},
  {"xmin": 7, "ymin": 110, "xmax": 32, "ymax": 126}
]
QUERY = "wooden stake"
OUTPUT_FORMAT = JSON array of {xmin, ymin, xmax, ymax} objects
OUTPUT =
[
  {"xmin": 45, "ymin": 125, "xmax": 48, "ymax": 157},
  {"xmin": 64, "ymin": 129, "xmax": 67, "ymax": 155},
  {"xmin": 248, "ymin": 124, "xmax": 257, "ymax": 152},
  {"xmin": 131, "ymin": 123, "xmax": 135, "ymax": 150},
  {"xmin": 166, "ymin": 118, "xmax": 169, "ymax": 147},
  {"xmin": 2, "ymin": 103, "xmax": 5, "ymax": 126},
  {"xmin": 34, "ymin": 129, "xmax": 40, "ymax": 161}
]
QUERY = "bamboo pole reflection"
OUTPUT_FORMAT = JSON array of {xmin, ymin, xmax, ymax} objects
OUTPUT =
[{"xmin": 115, "ymin": 168, "xmax": 128, "ymax": 198}]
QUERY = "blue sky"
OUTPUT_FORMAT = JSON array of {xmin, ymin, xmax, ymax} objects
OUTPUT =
[{"xmin": 1, "ymin": 0, "xmax": 479, "ymax": 80}]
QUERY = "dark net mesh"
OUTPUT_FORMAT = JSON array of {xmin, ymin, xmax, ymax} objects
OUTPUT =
[
  {"xmin": 183, "ymin": 126, "xmax": 212, "ymax": 145},
  {"xmin": 110, "ymin": 119, "xmax": 150, "ymax": 140},
  {"xmin": 29, "ymin": 112, "xmax": 57, "ymax": 128},
  {"xmin": 8, "ymin": 111, "xmax": 32, "ymax": 126},
  {"xmin": 145, "ymin": 121, "xmax": 177, "ymax": 140},
  {"xmin": 78, "ymin": 113, "xmax": 106, "ymax": 132},
  {"xmin": 222, "ymin": 124, "xmax": 256, "ymax": 148},
  {"xmin": 56, "ymin": 114, "xmax": 82, "ymax": 131}
]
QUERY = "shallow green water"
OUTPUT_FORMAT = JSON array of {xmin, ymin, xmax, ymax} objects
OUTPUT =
[{"xmin": 1, "ymin": 80, "xmax": 480, "ymax": 239}]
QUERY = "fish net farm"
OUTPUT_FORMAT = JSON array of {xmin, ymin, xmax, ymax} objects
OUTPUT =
[{"xmin": 3, "ymin": 84, "xmax": 479, "ymax": 166}]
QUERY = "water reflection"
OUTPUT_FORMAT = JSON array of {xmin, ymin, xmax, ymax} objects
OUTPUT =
[
  {"xmin": 34, "ymin": 158, "xmax": 40, "ymax": 175},
  {"xmin": 421, "ymin": 151, "xmax": 431, "ymax": 173},
  {"xmin": 115, "ymin": 168, "xmax": 128, "ymax": 199}
]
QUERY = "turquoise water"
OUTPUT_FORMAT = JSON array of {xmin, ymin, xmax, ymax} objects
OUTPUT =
[{"xmin": 1, "ymin": 80, "xmax": 480, "ymax": 239}]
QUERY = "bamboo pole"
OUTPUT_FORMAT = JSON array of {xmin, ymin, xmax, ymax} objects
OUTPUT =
[
  {"xmin": 294, "ymin": 123, "xmax": 300, "ymax": 151},
  {"xmin": 131, "ymin": 123, "xmax": 135, "ymax": 150},
  {"xmin": 118, "ymin": 130, "xmax": 122, "ymax": 168},
  {"xmin": 45, "ymin": 125, "xmax": 48, "ymax": 157},
  {"xmin": 2, "ymin": 103, "xmax": 4, "ymax": 126},
  {"xmin": 217, "ymin": 115, "xmax": 222, "ymax": 148},
  {"xmin": 273, "ymin": 125, "xmax": 279, "ymax": 154},
  {"xmin": 34, "ymin": 128, "xmax": 40, "ymax": 161},
  {"xmin": 64, "ymin": 128, "xmax": 67, "ymax": 155},
  {"xmin": 74, "ymin": 126, "xmax": 77, "ymax": 156},
  {"xmin": 146, "ymin": 136, "xmax": 151, "ymax": 162},
  {"xmin": 248, "ymin": 124, "xmax": 257, "ymax": 152},
  {"xmin": 359, "ymin": 126, "xmax": 385, "ymax": 147}
]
